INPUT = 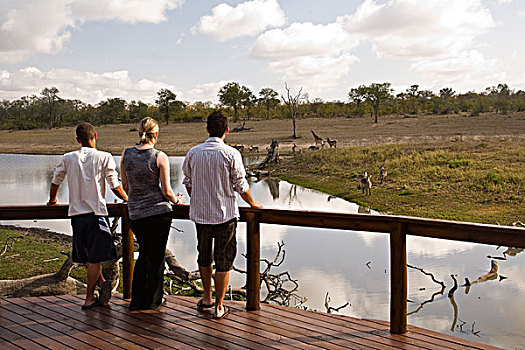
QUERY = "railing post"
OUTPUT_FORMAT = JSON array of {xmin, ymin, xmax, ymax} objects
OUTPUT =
[
  {"xmin": 246, "ymin": 211, "xmax": 261, "ymax": 311},
  {"xmin": 390, "ymin": 220, "xmax": 407, "ymax": 334},
  {"xmin": 121, "ymin": 208, "xmax": 134, "ymax": 300}
]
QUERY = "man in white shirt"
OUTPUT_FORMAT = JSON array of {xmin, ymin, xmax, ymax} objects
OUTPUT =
[
  {"xmin": 183, "ymin": 111, "xmax": 262, "ymax": 319},
  {"xmin": 48, "ymin": 122, "xmax": 128, "ymax": 309}
]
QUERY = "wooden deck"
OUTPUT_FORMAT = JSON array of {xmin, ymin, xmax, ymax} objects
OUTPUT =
[{"xmin": 0, "ymin": 294, "xmax": 500, "ymax": 350}]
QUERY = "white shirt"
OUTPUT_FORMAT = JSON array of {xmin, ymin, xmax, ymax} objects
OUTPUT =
[
  {"xmin": 182, "ymin": 137, "xmax": 250, "ymax": 224},
  {"xmin": 52, "ymin": 147, "xmax": 120, "ymax": 216}
]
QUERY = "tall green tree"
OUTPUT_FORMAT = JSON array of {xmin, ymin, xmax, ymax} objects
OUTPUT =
[
  {"xmin": 218, "ymin": 82, "xmax": 250, "ymax": 122},
  {"xmin": 156, "ymin": 88, "xmax": 184, "ymax": 124},
  {"xmin": 259, "ymin": 87, "xmax": 280, "ymax": 119},
  {"xmin": 240, "ymin": 86, "xmax": 256, "ymax": 120},
  {"xmin": 353, "ymin": 83, "xmax": 393, "ymax": 123},
  {"xmin": 97, "ymin": 98, "xmax": 127, "ymax": 124},
  {"xmin": 40, "ymin": 87, "xmax": 61, "ymax": 128},
  {"xmin": 348, "ymin": 87, "xmax": 366, "ymax": 116}
]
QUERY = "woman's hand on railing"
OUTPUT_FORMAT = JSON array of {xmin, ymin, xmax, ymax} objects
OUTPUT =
[{"xmin": 174, "ymin": 193, "xmax": 186, "ymax": 205}]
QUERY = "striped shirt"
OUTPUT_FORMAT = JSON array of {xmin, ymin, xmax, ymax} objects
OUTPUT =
[{"xmin": 182, "ymin": 137, "xmax": 249, "ymax": 224}]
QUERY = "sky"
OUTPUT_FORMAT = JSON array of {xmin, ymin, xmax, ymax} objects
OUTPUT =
[{"xmin": 1, "ymin": 0, "xmax": 524, "ymax": 105}]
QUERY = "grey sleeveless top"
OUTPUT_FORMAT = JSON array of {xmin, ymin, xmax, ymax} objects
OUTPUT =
[{"xmin": 122, "ymin": 147, "xmax": 172, "ymax": 220}]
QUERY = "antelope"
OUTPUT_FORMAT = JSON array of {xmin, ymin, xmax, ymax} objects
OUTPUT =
[
  {"xmin": 357, "ymin": 171, "xmax": 372, "ymax": 195},
  {"xmin": 325, "ymin": 137, "xmax": 337, "ymax": 148},
  {"xmin": 311, "ymin": 130, "xmax": 324, "ymax": 148},
  {"xmin": 379, "ymin": 165, "xmax": 387, "ymax": 183}
]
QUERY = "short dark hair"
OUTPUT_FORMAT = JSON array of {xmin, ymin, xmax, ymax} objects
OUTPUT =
[
  {"xmin": 76, "ymin": 122, "xmax": 96, "ymax": 144},
  {"xmin": 207, "ymin": 111, "xmax": 228, "ymax": 137}
]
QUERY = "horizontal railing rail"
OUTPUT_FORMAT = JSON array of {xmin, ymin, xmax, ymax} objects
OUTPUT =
[{"xmin": 1, "ymin": 204, "xmax": 524, "ymax": 334}]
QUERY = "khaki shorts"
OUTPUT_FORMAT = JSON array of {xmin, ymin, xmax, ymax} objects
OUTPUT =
[{"xmin": 196, "ymin": 219, "xmax": 237, "ymax": 272}]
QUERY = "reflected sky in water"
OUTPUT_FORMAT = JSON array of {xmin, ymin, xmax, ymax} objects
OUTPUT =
[{"xmin": 0, "ymin": 154, "xmax": 523, "ymax": 349}]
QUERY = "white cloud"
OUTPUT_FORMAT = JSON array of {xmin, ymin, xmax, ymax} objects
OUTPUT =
[
  {"xmin": 71, "ymin": 0, "xmax": 184, "ymax": 24},
  {"xmin": 344, "ymin": 0, "xmax": 495, "ymax": 59},
  {"xmin": 519, "ymin": 10, "xmax": 525, "ymax": 18},
  {"xmin": 0, "ymin": 67, "xmax": 179, "ymax": 104},
  {"xmin": 181, "ymin": 80, "xmax": 229, "ymax": 103},
  {"xmin": 251, "ymin": 19, "xmax": 359, "ymax": 95},
  {"xmin": 0, "ymin": 0, "xmax": 184, "ymax": 64},
  {"xmin": 251, "ymin": 20, "xmax": 358, "ymax": 60},
  {"xmin": 194, "ymin": 0, "xmax": 286, "ymax": 42},
  {"xmin": 268, "ymin": 54, "xmax": 358, "ymax": 95},
  {"xmin": 411, "ymin": 50, "xmax": 506, "ymax": 91}
]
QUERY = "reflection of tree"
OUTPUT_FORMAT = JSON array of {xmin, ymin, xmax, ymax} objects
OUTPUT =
[
  {"xmin": 407, "ymin": 264, "xmax": 446, "ymax": 316},
  {"xmin": 502, "ymin": 246, "xmax": 523, "ymax": 258},
  {"xmin": 407, "ymin": 287, "xmax": 445, "ymax": 316},
  {"xmin": 448, "ymin": 274, "xmax": 459, "ymax": 331},
  {"xmin": 263, "ymin": 178, "xmax": 280, "ymax": 200},
  {"xmin": 463, "ymin": 260, "xmax": 499, "ymax": 294},
  {"xmin": 287, "ymin": 184, "xmax": 298, "ymax": 207}
]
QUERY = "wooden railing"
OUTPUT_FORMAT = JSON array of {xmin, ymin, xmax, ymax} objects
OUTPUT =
[{"xmin": 1, "ymin": 204, "xmax": 524, "ymax": 334}]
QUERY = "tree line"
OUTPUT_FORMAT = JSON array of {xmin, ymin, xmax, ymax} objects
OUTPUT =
[{"xmin": 1, "ymin": 82, "xmax": 524, "ymax": 130}]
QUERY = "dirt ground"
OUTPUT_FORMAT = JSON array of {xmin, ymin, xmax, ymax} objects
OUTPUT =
[{"xmin": 0, "ymin": 112, "xmax": 524, "ymax": 156}]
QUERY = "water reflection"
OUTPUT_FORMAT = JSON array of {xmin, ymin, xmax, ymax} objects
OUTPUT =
[{"xmin": 0, "ymin": 154, "xmax": 524, "ymax": 349}]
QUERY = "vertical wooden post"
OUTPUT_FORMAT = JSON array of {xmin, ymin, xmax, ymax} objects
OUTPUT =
[
  {"xmin": 246, "ymin": 211, "xmax": 261, "ymax": 311},
  {"xmin": 121, "ymin": 209, "xmax": 134, "ymax": 300},
  {"xmin": 390, "ymin": 220, "xmax": 407, "ymax": 334}
]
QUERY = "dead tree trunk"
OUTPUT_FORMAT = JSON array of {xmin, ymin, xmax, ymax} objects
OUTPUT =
[
  {"xmin": 257, "ymin": 140, "xmax": 279, "ymax": 170},
  {"xmin": 0, "ymin": 252, "xmax": 86, "ymax": 298}
]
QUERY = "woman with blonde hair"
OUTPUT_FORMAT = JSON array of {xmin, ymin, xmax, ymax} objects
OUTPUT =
[{"xmin": 120, "ymin": 117, "xmax": 185, "ymax": 311}]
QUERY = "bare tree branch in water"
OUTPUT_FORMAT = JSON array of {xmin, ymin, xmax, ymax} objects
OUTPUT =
[
  {"xmin": 324, "ymin": 292, "xmax": 350, "ymax": 313},
  {"xmin": 232, "ymin": 241, "xmax": 310, "ymax": 307},
  {"xmin": 408, "ymin": 264, "xmax": 446, "ymax": 288}
]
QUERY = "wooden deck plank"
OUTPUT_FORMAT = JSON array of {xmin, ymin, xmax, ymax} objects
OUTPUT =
[
  {"xmin": 1, "ymin": 298, "xmax": 98, "ymax": 350},
  {"xmin": 16, "ymin": 296, "xmax": 125, "ymax": 350},
  {"xmin": 257, "ymin": 302, "xmax": 425, "ymax": 349},
  {"xmin": 104, "ymin": 295, "xmax": 283, "ymax": 350},
  {"xmin": 276, "ymin": 304, "xmax": 465, "ymax": 350},
  {"xmin": 57, "ymin": 295, "xmax": 207, "ymax": 350},
  {"xmin": 169, "ymin": 296, "xmax": 325, "ymax": 350},
  {"xmin": 174, "ymin": 296, "xmax": 391, "ymax": 350},
  {"xmin": 366, "ymin": 318, "xmax": 502, "ymax": 350},
  {"xmin": 0, "ymin": 308, "xmax": 72, "ymax": 350},
  {"xmin": 0, "ymin": 335, "xmax": 24, "ymax": 350},
  {"xmin": 37, "ymin": 295, "xmax": 149, "ymax": 350},
  {"xmin": 0, "ymin": 295, "xmax": 501, "ymax": 350},
  {"xmin": 0, "ymin": 315, "xmax": 48, "ymax": 350},
  {"xmin": 52, "ymin": 295, "xmax": 180, "ymax": 350}
]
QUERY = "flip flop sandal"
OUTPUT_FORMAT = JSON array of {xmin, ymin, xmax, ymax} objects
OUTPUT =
[
  {"xmin": 81, "ymin": 297, "xmax": 100, "ymax": 310},
  {"xmin": 197, "ymin": 299, "xmax": 215, "ymax": 310},
  {"xmin": 213, "ymin": 306, "xmax": 230, "ymax": 320}
]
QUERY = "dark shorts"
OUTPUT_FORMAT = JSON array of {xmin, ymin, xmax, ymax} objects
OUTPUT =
[
  {"xmin": 71, "ymin": 213, "xmax": 117, "ymax": 264},
  {"xmin": 196, "ymin": 219, "xmax": 237, "ymax": 272}
]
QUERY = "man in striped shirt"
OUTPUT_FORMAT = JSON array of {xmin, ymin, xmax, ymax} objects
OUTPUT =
[{"xmin": 182, "ymin": 111, "xmax": 262, "ymax": 319}]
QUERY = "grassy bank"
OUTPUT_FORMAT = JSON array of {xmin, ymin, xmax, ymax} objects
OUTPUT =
[
  {"xmin": 0, "ymin": 226, "xmax": 85, "ymax": 282},
  {"xmin": 275, "ymin": 141, "xmax": 524, "ymax": 225}
]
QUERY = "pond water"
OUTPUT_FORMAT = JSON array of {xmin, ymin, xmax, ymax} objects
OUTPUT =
[{"xmin": 0, "ymin": 153, "xmax": 523, "ymax": 349}]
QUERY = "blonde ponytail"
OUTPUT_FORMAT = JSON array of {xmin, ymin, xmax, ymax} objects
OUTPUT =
[{"xmin": 137, "ymin": 117, "xmax": 159, "ymax": 144}]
